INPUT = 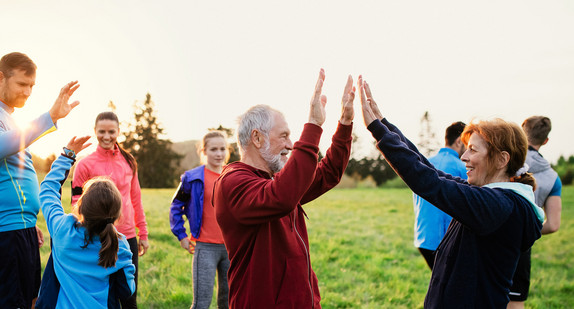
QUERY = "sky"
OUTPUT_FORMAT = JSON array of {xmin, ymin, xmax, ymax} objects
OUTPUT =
[{"xmin": 2, "ymin": 0, "xmax": 573, "ymax": 163}]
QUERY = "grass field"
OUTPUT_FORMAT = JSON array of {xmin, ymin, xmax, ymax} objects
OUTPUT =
[{"xmin": 37, "ymin": 184, "xmax": 574, "ymax": 308}]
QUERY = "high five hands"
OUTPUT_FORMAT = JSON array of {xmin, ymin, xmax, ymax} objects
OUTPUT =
[
  {"xmin": 358, "ymin": 75, "xmax": 383, "ymax": 127},
  {"xmin": 308, "ymin": 69, "xmax": 356, "ymax": 127},
  {"xmin": 308, "ymin": 70, "xmax": 383, "ymax": 127}
]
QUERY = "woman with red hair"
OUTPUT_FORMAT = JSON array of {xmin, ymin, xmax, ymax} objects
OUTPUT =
[{"xmin": 359, "ymin": 76, "xmax": 543, "ymax": 308}]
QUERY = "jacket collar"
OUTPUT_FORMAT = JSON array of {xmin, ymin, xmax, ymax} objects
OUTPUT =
[
  {"xmin": 438, "ymin": 147, "xmax": 460, "ymax": 158},
  {"xmin": 222, "ymin": 161, "xmax": 272, "ymax": 179},
  {"xmin": 483, "ymin": 182, "xmax": 544, "ymax": 223},
  {"xmin": 96, "ymin": 144, "xmax": 120, "ymax": 157},
  {"xmin": 186, "ymin": 165, "xmax": 205, "ymax": 181},
  {"xmin": 0, "ymin": 101, "xmax": 14, "ymax": 114}
]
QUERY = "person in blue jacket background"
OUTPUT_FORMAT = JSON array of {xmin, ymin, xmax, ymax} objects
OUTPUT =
[
  {"xmin": 170, "ymin": 131, "xmax": 230, "ymax": 309},
  {"xmin": 413, "ymin": 121, "xmax": 467, "ymax": 270},
  {"xmin": 36, "ymin": 136, "xmax": 135, "ymax": 309}
]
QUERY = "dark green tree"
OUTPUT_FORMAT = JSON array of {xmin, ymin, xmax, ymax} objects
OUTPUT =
[
  {"xmin": 122, "ymin": 93, "xmax": 182, "ymax": 188},
  {"xmin": 553, "ymin": 154, "xmax": 574, "ymax": 185},
  {"xmin": 345, "ymin": 153, "xmax": 397, "ymax": 186}
]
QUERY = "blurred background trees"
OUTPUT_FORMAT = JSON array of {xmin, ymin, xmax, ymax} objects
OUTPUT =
[{"xmin": 122, "ymin": 93, "xmax": 182, "ymax": 188}]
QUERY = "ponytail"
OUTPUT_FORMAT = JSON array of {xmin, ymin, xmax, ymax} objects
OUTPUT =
[
  {"xmin": 76, "ymin": 177, "xmax": 123, "ymax": 268},
  {"xmin": 510, "ymin": 172, "xmax": 537, "ymax": 191},
  {"xmin": 98, "ymin": 222, "xmax": 120, "ymax": 268},
  {"xmin": 116, "ymin": 142, "xmax": 137, "ymax": 175}
]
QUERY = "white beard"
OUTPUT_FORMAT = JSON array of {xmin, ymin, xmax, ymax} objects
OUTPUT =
[{"xmin": 261, "ymin": 140, "xmax": 288, "ymax": 174}]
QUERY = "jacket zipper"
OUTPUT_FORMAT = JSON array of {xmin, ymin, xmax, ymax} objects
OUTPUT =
[{"xmin": 293, "ymin": 208, "xmax": 314, "ymax": 308}]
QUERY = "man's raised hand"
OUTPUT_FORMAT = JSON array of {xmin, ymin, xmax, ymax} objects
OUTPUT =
[
  {"xmin": 308, "ymin": 69, "xmax": 327, "ymax": 127},
  {"xmin": 49, "ymin": 81, "xmax": 80, "ymax": 123},
  {"xmin": 339, "ymin": 75, "xmax": 355, "ymax": 125}
]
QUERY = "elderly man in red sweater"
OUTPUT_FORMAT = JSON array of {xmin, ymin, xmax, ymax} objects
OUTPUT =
[{"xmin": 214, "ymin": 69, "xmax": 355, "ymax": 308}]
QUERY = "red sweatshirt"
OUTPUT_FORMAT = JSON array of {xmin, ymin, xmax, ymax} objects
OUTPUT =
[{"xmin": 214, "ymin": 122, "xmax": 352, "ymax": 308}]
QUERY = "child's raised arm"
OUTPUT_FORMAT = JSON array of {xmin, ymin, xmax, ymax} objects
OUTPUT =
[{"xmin": 39, "ymin": 136, "xmax": 91, "ymax": 235}]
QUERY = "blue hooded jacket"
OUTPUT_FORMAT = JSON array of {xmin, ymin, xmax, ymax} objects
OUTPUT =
[{"xmin": 169, "ymin": 165, "xmax": 205, "ymax": 240}]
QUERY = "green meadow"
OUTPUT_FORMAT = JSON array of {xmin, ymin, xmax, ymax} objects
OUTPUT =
[{"xmin": 37, "ymin": 185, "xmax": 574, "ymax": 308}]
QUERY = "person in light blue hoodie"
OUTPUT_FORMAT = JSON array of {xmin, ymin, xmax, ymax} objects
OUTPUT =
[{"xmin": 35, "ymin": 136, "xmax": 136, "ymax": 309}]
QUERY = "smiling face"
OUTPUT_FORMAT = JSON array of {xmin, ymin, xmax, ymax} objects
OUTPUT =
[
  {"xmin": 0, "ymin": 69, "xmax": 36, "ymax": 108},
  {"xmin": 461, "ymin": 133, "xmax": 492, "ymax": 186},
  {"xmin": 260, "ymin": 112, "xmax": 293, "ymax": 174},
  {"xmin": 203, "ymin": 136, "xmax": 227, "ymax": 171},
  {"xmin": 95, "ymin": 119, "xmax": 119, "ymax": 150}
]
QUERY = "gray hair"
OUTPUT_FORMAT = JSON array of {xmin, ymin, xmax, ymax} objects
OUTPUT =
[{"xmin": 237, "ymin": 104, "xmax": 278, "ymax": 152}]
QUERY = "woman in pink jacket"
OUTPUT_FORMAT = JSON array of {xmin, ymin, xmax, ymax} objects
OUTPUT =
[{"xmin": 72, "ymin": 111, "xmax": 149, "ymax": 309}]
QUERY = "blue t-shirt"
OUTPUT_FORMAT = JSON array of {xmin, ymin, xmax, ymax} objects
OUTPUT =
[
  {"xmin": 549, "ymin": 177, "xmax": 562, "ymax": 197},
  {"xmin": 413, "ymin": 147, "xmax": 467, "ymax": 250}
]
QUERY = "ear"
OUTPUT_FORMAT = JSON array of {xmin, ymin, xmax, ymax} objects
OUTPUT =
[
  {"xmin": 498, "ymin": 151, "xmax": 510, "ymax": 169},
  {"xmin": 251, "ymin": 129, "xmax": 264, "ymax": 149},
  {"xmin": 455, "ymin": 137, "xmax": 463, "ymax": 147},
  {"xmin": 542, "ymin": 138, "xmax": 549, "ymax": 146}
]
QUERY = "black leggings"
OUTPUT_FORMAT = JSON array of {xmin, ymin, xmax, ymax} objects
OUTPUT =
[{"xmin": 121, "ymin": 237, "xmax": 139, "ymax": 308}]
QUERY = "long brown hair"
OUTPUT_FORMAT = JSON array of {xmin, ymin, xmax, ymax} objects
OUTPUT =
[
  {"xmin": 461, "ymin": 118, "xmax": 536, "ymax": 189},
  {"xmin": 95, "ymin": 111, "xmax": 138, "ymax": 174},
  {"xmin": 75, "ymin": 177, "xmax": 123, "ymax": 268}
]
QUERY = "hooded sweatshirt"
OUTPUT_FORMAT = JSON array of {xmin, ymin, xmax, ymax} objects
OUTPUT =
[
  {"xmin": 367, "ymin": 118, "xmax": 542, "ymax": 308},
  {"xmin": 36, "ymin": 155, "xmax": 135, "ymax": 309},
  {"xmin": 214, "ymin": 122, "xmax": 352, "ymax": 309},
  {"xmin": 525, "ymin": 148, "xmax": 560, "ymax": 207}
]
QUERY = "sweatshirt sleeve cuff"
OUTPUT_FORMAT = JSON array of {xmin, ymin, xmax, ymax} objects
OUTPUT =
[
  {"xmin": 300, "ymin": 123, "xmax": 323, "ymax": 146},
  {"xmin": 176, "ymin": 233, "xmax": 188, "ymax": 241},
  {"xmin": 367, "ymin": 119, "xmax": 388, "ymax": 141},
  {"xmin": 334, "ymin": 121, "xmax": 353, "ymax": 139},
  {"xmin": 40, "ymin": 112, "xmax": 58, "ymax": 130}
]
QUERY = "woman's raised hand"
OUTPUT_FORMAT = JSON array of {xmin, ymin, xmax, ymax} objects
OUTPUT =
[{"xmin": 358, "ymin": 75, "xmax": 383, "ymax": 127}]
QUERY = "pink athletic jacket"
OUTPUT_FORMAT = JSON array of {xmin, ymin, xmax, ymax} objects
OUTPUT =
[{"xmin": 72, "ymin": 145, "xmax": 148, "ymax": 240}]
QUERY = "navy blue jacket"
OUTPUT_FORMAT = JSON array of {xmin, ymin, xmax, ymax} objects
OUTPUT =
[
  {"xmin": 368, "ymin": 118, "xmax": 542, "ymax": 308},
  {"xmin": 170, "ymin": 165, "xmax": 205, "ymax": 240}
]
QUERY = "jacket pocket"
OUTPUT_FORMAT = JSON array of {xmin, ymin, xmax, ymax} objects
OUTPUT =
[{"xmin": 275, "ymin": 256, "xmax": 309, "ymax": 307}]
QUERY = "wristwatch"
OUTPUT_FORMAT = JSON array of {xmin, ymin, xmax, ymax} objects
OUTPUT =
[{"xmin": 62, "ymin": 147, "xmax": 76, "ymax": 159}]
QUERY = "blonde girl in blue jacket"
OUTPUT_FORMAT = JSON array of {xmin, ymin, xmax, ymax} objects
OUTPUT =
[
  {"xmin": 170, "ymin": 131, "xmax": 230, "ymax": 309},
  {"xmin": 36, "ymin": 136, "xmax": 135, "ymax": 309}
]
